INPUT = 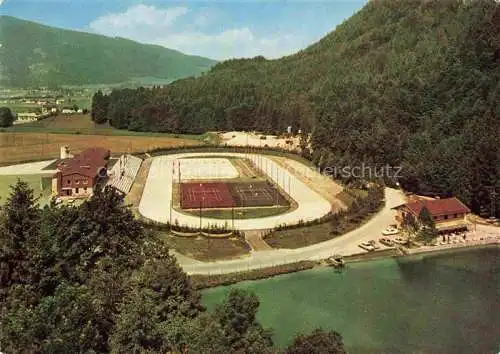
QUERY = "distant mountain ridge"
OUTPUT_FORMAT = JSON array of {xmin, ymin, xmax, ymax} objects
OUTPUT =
[{"xmin": 0, "ymin": 16, "xmax": 217, "ymax": 87}]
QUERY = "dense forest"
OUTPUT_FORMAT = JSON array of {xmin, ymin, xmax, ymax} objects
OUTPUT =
[
  {"xmin": 91, "ymin": 0, "xmax": 500, "ymax": 217},
  {"xmin": 0, "ymin": 16, "xmax": 216, "ymax": 87},
  {"xmin": 0, "ymin": 182, "xmax": 346, "ymax": 353}
]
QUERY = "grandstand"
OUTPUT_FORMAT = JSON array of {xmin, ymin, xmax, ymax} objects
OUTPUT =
[{"xmin": 107, "ymin": 154, "xmax": 143, "ymax": 194}]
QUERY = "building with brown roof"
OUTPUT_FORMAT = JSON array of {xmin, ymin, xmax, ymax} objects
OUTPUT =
[
  {"xmin": 392, "ymin": 197, "xmax": 471, "ymax": 234},
  {"xmin": 52, "ymin": 147, "xmax": 110, "ymax": 198}
]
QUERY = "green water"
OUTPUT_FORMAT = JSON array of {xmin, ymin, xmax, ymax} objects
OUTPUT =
[{"xmin": 202, "ymin": 247, "xmax": 500, "ymax": 353}]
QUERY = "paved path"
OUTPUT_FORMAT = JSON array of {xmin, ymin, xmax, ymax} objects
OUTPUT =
[
  {"xmin": 244, "ymin": 230, "xmax": 272, "ymax": 251},
  {"xmin": 0, "ymin": 159, "xmax": 56, "ymax": 175},
  {"xmin": 139, "ymin": 153, "xmax": 331, "ymax": 230},
  {"xmin": 178, "ymin": 187, "xmax": 406, "ymax": 274}
]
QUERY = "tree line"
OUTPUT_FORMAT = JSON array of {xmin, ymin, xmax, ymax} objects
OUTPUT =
[
  {"xmin": 0, "ymin": 181, "xmax": 346, "ymax": 353},
  {"xmin": 91, "ymin": 0, "xmax": 500, "ymax": 217}
]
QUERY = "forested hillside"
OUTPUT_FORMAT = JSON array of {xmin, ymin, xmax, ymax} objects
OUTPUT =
[
  {"xmin": 92, "ymin": 0, "xmax": 500, "ymax": 216},
  {"xmin": 0, "ymin": 182, "xmax": 345, "ymax": 352},
  {"xmin": 0, "ymin": 16, "xmax": 217, "ymax": 87}
]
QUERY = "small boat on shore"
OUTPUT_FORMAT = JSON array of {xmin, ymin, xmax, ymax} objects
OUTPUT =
[{"xmin": 327, "ymin": 255, "xmax": 345, "ymax": 268}]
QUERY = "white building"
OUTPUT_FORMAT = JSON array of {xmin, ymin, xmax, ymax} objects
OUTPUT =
[{"xmin": 15, "ymin": 112, "xmax": 39, "ymax": 124}]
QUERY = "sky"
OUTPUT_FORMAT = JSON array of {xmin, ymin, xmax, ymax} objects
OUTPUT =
[{"xmin": 0, "ymin": 0, "xmax": 366, "ymax": 60}]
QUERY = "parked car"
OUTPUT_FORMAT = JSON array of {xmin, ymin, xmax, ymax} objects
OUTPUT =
[
  {"xmin": 487, "ymin": 217, "xmax": 498, "ymax": 224},
  {"xmin": 393, "ymin": 237, "xmax": 407, "ymax": 245},
  {"xmin": 379, "ymin": 237, "xmax": 395, "ymax": 247},
  {"xmin": 358, "ymin": 242, "xmax": 375, "ymax": 251},
  {"xmin": 382, "ymin": 226, "xmax": 400, "ymax": 236},
  {"xmin": 367, "ymin": 240, "xmax": 380, "ymax": 250}
]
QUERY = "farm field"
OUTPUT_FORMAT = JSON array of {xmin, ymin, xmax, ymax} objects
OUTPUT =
[
  {"xmin": 4, "ymin": 103, "xmax": 41, "ymax": 113},
  {"xmin": 0, "ymin": 132, "xmax": 200, "ymax": 165},
  {"xmin": 4, "ymin": 114, "xmax": 216, "ymax": 142}
]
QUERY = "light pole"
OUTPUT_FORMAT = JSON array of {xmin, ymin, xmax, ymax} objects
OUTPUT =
[
  {"xmin": 232, "ymin": 205, "xmax": 235, "ymax": 231},
  {"xmin": 199, "ymin": 200, "xmax": 202, "ymax": 231},
  {"xmin": 199, "ymin": 183, "xmax": 203, "ymax": 231}
]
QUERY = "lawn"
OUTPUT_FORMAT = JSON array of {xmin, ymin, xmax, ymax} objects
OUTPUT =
[
  {"xmin": 158, "ymin": 231, "xmax": 251, "ymax": 261},
  {"xmin": 336, "ymin": 189, "xmax": 368, "ymax": 208},
  {"xmin": 182, "ymin": 205, "xmax": 291, "ymax": 220},
  {"xmin": 265, "ymin": 194, "xmax": 384, "ymax": 249},
  {"xmin": 0, "ymin": 132, "xmax": 200, "ymax": 165},
  {"xmin": 0, "ymin": 174, "xmax": 52, "ymax": 206},
  {"xmin": 264, "ymin": 222, "xmax": 335, "ymax": 249}
]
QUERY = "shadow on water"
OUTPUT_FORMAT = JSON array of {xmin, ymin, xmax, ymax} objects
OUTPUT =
[{"xmin": 396, "ymin": 246, "xmax": 500, "ymax": 281}]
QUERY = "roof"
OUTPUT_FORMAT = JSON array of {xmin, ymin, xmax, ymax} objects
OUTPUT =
[
  {"xmin": 56, "ymin": 148, "xmax": 110, "ymax": 178},
  {"xmin": 393, "ymin": 197, "xmax": 470, "ymax": 217},
  {"xmin": 435, "ymin": 219, "xmax": 471, "ymax": 232}
]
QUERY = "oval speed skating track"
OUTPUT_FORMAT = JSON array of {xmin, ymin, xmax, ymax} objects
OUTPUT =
[{"xmin": 138, "ymin": 153, "xmax": 331, "ymax": 230}]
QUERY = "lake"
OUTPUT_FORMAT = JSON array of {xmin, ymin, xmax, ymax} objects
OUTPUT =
[{"xmin": 202, "ymin": 247, "xmax": 499, "ymax": 353}]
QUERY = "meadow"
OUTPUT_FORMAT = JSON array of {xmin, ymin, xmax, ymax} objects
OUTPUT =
[{"xmin": 0, "ymin": 114, "xmax": 210, "ymax": 165}]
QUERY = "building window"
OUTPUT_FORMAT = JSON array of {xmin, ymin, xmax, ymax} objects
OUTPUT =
[
  {"xmin": 83, "ymin": 180, "xmax": 88, "ymax": 185},
  {"xmin": 433, "ymin": 216, "xmax": 438, "ymax": 220},
  {"xmin": 76, "ymin": 188, "xmax": 79, "ymax": 193},
  {"xmin": 444, "ymin": 215, "xmax": 448, "ymax": 220},
  {"xmin": 67, "ymin": 180, "xmax": 70, "ymax": 184},
  {"xmin": 75, "ymin": 180, "xmax": 80, "ymax": 184},
  {"xmin": 84, "ymin": 187, "xmax": 87, "ymax": 192}
]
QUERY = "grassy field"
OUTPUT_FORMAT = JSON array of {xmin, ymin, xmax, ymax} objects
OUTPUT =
[
  {"xmin": 264, "ymin": 222, "xmax": 335, "ymax": 249},
  {"xmin": 181, "ymin": 205, "xmax": 291, "ymax": 220},
  {"xmin": 265, "ymin": 189, "xmax": 383, "ymax": 249},
  {"xmin": 5, "ymin": 103, "xmax": 41, "ymax": 113},
  {"xmin": 159, "ymin": 231, "xmax": 251, "ymax": 261},
  {"xmin": 4, "ymin": 114, "xmax": 215, "ymax": 142},
  {"xmin": 0, "ymin": 174, "xmax": 52, "ymax": 206},
  {"xmin": 0, "ymin": 131, "xmax": 202, "ymax": 165},
  {"xmin": 336, "ymin": 189, "xmax": 368, "ymax": 208}
]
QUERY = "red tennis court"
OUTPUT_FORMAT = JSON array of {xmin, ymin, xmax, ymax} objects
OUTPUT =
[{"xmin": 180, "ymin": 182, "xmax": 235, "ymax": 209}]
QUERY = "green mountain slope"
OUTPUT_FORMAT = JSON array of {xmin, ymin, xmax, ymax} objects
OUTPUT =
[
  {"xmin": 94, "ymin": 0, "xmax": 500, "ymax": 216},
  {"xmin": 0, "ymin": 16, "xmax": 217, "ymax": 87}
]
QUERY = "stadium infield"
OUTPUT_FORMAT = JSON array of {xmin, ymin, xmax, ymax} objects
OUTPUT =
[
  {"xmin": 228, "ymin": 181, "xmax": 288, "ymax": 207},
  {"xmin": 180, "ymin": 182, "xmax": 235, "ymax": 209},
  {"xmin": 180, "ymin": 181, "xmax": 289, "ymax": 209}
]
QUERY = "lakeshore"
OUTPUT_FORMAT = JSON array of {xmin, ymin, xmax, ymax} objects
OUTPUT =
[
  {"xmin": 191, "ymin": 237, "xmax": 499, "ymax": 289},
  {"xmin": 202, "ymin": 246, "xmax": 500, "ymax": 353}
]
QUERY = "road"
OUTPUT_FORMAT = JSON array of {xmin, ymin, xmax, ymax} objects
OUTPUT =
[
  {"xmin": 176, "ymin": 187, "xmax": 406, "ymax": 275},
  {"xmin": 0, "ymin": 159, "xmax": 56, "ymax": 175}
]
